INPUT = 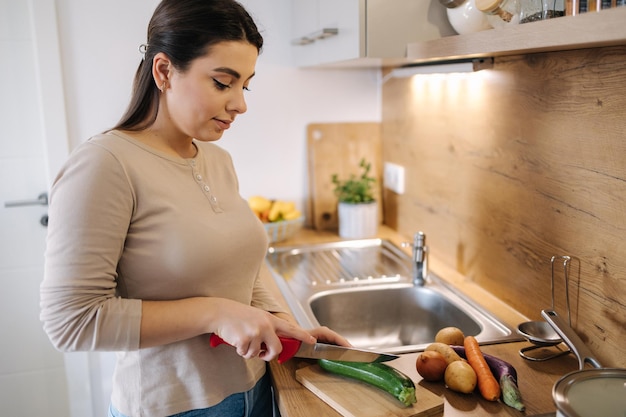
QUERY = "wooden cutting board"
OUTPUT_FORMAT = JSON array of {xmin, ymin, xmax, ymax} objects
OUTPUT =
[
  {"xmin": 295, "ymin": 357, "xmax": 444, "ymax": 417},
  {"xmin": 306, "ymin": 122, "xmax": 383, "ymax": 230}
]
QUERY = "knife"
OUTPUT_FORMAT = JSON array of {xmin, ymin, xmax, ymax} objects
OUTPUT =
[{"xmin": 209, "ymin": 334, "xmax": 398, "ymax": 364}]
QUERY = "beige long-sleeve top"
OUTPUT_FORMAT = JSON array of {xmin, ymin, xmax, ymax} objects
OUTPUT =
[{"xmin": 40, "ymin": 130, "xmax": 287, "ymax": 417}]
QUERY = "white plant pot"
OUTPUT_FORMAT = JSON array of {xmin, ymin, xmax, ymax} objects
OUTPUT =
[{"xmin": 338, "ymin": 201, "xmax": 378, "ymax": 239}]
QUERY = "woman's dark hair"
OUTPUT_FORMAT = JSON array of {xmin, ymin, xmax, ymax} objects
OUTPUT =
[{"xmin": 113, "ymin": 0, "xmax": 263, "ymax": 131}]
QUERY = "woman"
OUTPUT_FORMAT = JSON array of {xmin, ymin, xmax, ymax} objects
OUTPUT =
[{"xmin": 40, "ymin": 1, "xmax": 348, "ymax": 416}]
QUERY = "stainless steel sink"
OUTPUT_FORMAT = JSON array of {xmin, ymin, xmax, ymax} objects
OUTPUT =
[
  {"xmin": 309, "ymin": 285, "xmax": 483, "ymax": 350},
  {"xmin": 266, "ymin": 238, "xmax": 523, "ymax": 353}
]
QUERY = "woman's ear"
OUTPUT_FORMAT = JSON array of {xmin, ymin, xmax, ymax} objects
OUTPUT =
[{"xmin": 152, "ymin": 52, "xmax": 172, "ymax": 92}]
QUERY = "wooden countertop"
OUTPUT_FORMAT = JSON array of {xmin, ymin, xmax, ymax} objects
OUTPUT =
[
  {"xmin": 260, "ymin": 226, "xmax": 581, "ymax": 416},
  {"xmin": 269, "ymin": 343, "xmax": 578, "ymax": 417}
]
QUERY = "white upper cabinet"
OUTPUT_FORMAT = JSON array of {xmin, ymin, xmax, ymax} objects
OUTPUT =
[{"xmin": 291, "ymin": 0, "xmax": 456, "ymax": 68}]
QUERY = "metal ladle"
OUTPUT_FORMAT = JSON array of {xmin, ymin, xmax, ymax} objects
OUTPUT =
[{"xmin": 517, "ymin": 255, "xmax": 572, "ymax": 361}]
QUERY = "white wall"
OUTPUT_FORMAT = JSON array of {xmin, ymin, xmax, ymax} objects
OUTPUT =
[{"xmin": 56, "ymin": 0, "xmax": 381, "ymax": 209}]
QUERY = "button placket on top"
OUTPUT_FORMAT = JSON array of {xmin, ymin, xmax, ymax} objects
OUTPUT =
[{"xmin": 189, "ymin": 159, "xmax": 223, "ymax": 213}]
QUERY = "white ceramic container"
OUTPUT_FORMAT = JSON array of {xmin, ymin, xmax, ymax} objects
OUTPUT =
[
  {"xmin": 444, "ymin": 0, "xmax": 492, "ymax": 35},
  {"xmin": 338, "ymin": 202, "xmax": 378, "ymax": 239}
]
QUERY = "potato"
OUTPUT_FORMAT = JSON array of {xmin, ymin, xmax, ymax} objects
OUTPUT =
[
  {"xmin": 425, "ymin": 342, "xmax": 464, "ymax": 366},
  {"xmin": 435, "ymin": 327, "xmax": 465, "ymax": 346},
  {"xmin": 444, "ymin": 360, "xmax": 477, "ymax": 394}
]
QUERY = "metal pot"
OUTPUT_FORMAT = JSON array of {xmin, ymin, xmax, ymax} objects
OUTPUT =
[{"xmin": 541, "ymin": 309, "xmax": 626, "ymax": 417}]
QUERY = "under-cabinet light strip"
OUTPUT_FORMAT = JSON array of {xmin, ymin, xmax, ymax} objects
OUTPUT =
[{"xmin": 382, "ymin": 58, "xmax": 494, "ymax": 83}]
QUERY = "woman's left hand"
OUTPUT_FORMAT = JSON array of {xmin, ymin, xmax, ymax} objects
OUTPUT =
[
  {"xmin": 272, "ymin": 312, "xmax": 351, "ymax": 347},
  {"xmin": 307, "ymin": 326, "xmax": 352, "ymax": 347}
]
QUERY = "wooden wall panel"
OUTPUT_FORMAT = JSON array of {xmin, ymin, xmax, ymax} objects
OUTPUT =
[{"xmin": 382, "ymin": 45, "xmax": 626, "ymax": 367}]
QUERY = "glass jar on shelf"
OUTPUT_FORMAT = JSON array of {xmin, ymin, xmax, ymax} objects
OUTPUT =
[
  {"xmin": 520, "ymin": 0, "xmax": 544, "ymax": 23},
  {"xmin": 520, "ymin": 0, "xmax": 566, "ymax": 22},
  {"xmin": 475, "ymin": 0, "xmax": 521, "ymax": 28},
  {"xmin": 543, "ymin": 0, "xmax": 566, "ymax": 18}
]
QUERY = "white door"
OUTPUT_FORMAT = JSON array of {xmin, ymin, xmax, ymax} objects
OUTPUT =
[{"xmin": 0, "ymin": 0, "xmax": 71, "ymax": 415}]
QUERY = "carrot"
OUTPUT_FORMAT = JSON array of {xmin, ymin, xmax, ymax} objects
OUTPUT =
[
  {"xmin": 463, "ymin": 336, "xmax": 501, "ymax": 401},
  {"xmin": 451, "ymin": 345, "xmax": 525, "ymax": 411}
]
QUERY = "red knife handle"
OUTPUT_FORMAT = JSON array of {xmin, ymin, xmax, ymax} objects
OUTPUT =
[
  {"xmin": 209, "ymin": 334, "xmax": 301, "ymax": 364},
  {"xmin": 276, "ymin": 337, "xmax": 302, "ymax": 364}
]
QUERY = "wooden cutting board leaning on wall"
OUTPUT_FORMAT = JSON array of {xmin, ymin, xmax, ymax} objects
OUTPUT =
[{"xmin": 306, "ymin": 122, "xmax": 383, "ymax": 230}]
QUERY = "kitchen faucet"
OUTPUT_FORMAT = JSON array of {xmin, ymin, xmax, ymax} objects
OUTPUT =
[{"xmin": 411, "ymin": 231, "xmax": 428, "ymax": 286}]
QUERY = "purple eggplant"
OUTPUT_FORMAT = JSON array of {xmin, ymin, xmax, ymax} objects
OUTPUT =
[{"xmin": 451, "ymin": 345, "xmax": 525, "ymax": 411}]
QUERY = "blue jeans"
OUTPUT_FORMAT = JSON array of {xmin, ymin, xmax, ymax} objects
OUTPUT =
[{"xmin": 108, "ymin": 372, "xmax": 280, "ymax": 417}]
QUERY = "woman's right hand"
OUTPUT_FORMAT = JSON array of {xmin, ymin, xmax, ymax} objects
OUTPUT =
[{"xmin": 210, "ymin": 298, "xmax": 315, "ymax": 362}]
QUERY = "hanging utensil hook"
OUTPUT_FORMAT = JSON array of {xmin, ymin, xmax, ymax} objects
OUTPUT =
[
  {"xmin": 517, "ymin": 254, "xmax": 574, "ymax": 361},
  {"xmin": 550, "ymin": 255, "xmax": 571, "ymax": 327}
]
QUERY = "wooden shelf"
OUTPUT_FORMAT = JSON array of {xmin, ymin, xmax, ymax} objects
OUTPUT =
[{"xmin": 406, "ymin": 7, "xmax": 626, "ymax": 64}]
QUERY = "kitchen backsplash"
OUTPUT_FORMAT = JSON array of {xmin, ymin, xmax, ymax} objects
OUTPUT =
[{"xmin": 381, "ymin": 44, "xmax": 626, "ymax": 368}]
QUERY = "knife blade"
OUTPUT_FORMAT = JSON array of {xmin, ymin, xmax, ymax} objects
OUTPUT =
[{"xmin": 209, "ymin": 334, "xmax": 398, "ymax": 364}]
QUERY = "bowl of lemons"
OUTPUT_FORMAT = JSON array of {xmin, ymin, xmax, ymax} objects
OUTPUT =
[{"xmin": 248, "ymin": 196, "xmax": 304, "ymax": 243}]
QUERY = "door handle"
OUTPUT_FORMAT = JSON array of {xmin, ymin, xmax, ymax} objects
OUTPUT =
[{"xmin": 4, "ymin": 192, "xmax": 49, "ymax": 207}]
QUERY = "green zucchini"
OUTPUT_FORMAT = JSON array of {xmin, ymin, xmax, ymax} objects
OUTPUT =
[{"xmin": 318, "ymin": 359, "xmax": 417, "ymax": 406}]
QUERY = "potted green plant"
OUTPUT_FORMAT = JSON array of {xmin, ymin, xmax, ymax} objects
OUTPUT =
[{"xmin": 331, "ymin": 158, "xmax": 378, "ymax": 239}]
